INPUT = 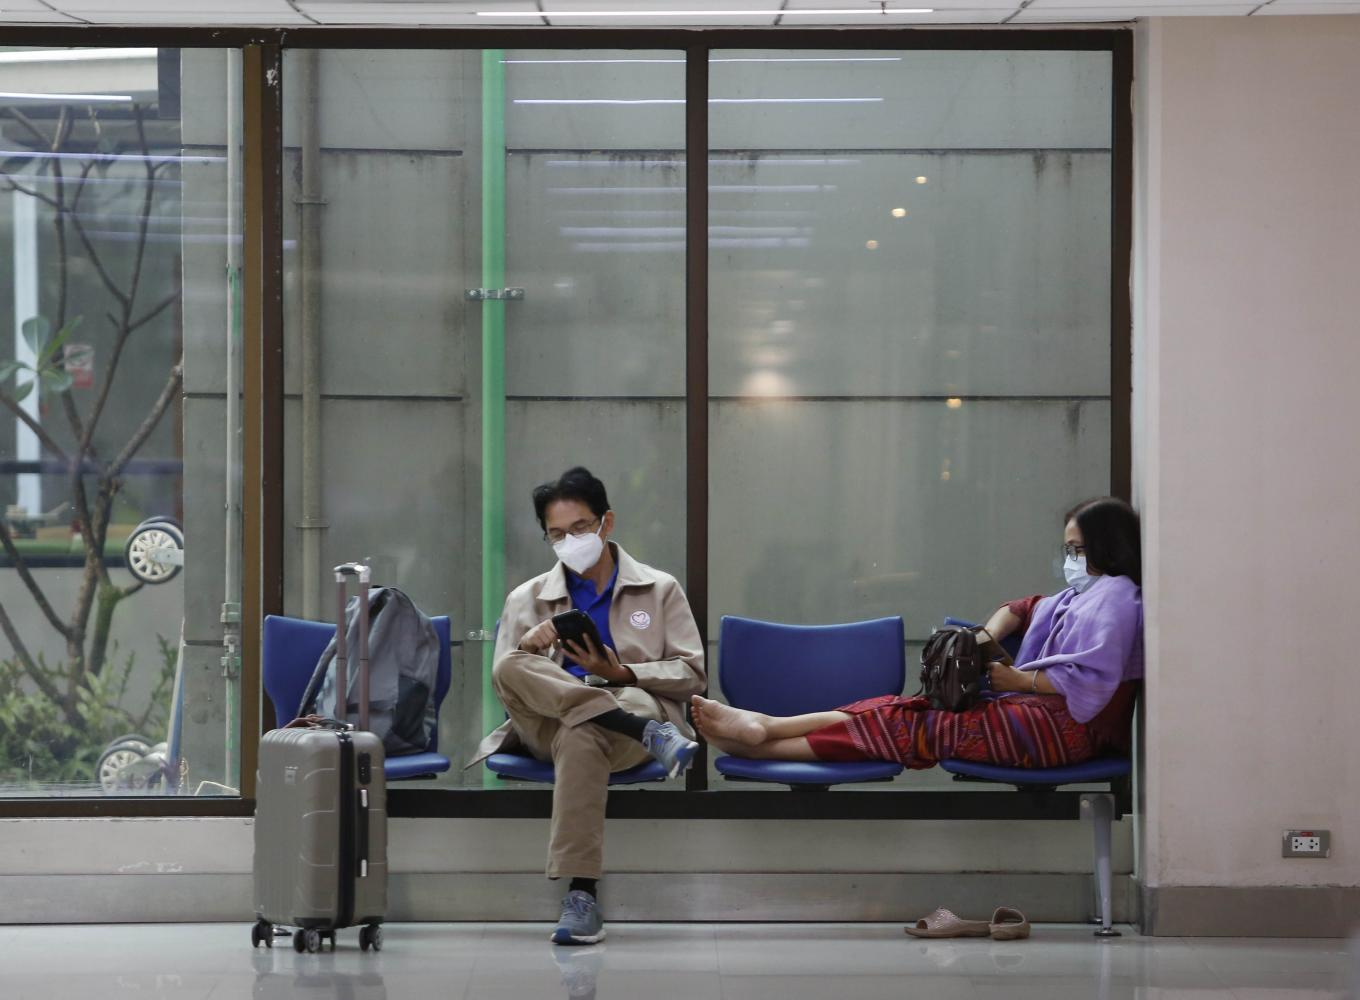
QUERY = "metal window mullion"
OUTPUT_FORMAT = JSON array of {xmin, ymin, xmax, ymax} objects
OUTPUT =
[
  {"xmin": 1110, "ymin": 34, "xmax": 1135, "ymax": 503},
  {"xmin": 685, "ymin": 46, "xmax": 710, "ymax": 793},
  {"xmin": 240, "ymin": 43, "xmax": 285, "ymax": 804}
]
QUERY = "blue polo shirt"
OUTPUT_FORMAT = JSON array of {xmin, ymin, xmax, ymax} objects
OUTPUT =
[{"xmin": 562, "ymin": 566, "xmax": 618, "ymax": 678}]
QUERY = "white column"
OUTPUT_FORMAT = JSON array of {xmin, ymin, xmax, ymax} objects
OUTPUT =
[{"xmin": 11, "ymin": 187, "xmax": 42, "ymax": 516}]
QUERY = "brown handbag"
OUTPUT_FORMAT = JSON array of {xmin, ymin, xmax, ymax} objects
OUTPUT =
[{"xmin": 918, "ymin": 625, "xmax": 997, "ymax": 712}]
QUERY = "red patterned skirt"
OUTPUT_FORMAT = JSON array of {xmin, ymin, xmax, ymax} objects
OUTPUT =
[{"xmin": 803, "ymin": 694, "xmax": 1095, "ymax": 770}]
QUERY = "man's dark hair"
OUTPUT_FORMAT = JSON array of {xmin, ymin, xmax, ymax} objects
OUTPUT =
[
  {"xmin": 1065, "ymin": 496, "xmax": 1142, "ymax": 586},
  {"xmin": 532, "ymin": 466, "xmax": 610, "ymax": 532}
]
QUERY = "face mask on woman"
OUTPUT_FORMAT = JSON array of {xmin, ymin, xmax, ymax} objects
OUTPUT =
[
  {"xmin": 552, "ymin": 521, "xmax": 605, "ymax": 576},
  {"xmin": 1063, "ymin": 554, "xmax": 1095, "ymax": 594}
]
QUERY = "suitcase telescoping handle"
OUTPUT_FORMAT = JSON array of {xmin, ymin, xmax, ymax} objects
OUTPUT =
[{"xmin": 333, "ymin": 562, "xmax": 372, "ymax": 732}]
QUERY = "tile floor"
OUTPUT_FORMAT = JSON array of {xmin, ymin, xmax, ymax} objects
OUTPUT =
[{"xmin": 1, "ymin": 922, "xmax": 1355, "ymax": 999}]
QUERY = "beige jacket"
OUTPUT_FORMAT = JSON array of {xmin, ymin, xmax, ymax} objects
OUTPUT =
[{"xmin": 469, "ymin": 543, "xmax": 706, "ymax": 766}]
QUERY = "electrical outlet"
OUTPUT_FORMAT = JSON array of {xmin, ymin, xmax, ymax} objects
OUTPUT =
[{"xmin": 1282, "ymin": 829, "xmax": 1331, "ymax": 858}]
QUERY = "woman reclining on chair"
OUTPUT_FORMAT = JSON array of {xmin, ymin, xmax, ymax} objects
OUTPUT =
[{"xmin": 692, "ymin": 497, "xmax": 1143, "ymax": 771}]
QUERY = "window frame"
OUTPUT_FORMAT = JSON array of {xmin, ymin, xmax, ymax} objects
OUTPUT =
[{"xmin": 0, "ymin": 25, "xmax": 1132, "ymax": 820}]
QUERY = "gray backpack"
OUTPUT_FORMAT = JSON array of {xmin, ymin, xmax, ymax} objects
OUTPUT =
[{"xmin": 301, "ymin": 586, "xmax": 440, "ymax": 756}]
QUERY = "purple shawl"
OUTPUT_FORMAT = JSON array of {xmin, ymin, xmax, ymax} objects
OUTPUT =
[{"xmin": 1011, "ymin": 574, "xmax": 1144, "ymax": 723}]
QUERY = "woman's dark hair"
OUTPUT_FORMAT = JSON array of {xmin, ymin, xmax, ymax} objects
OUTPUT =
[
  {"xmin": 532, "ymin": 466, "xmax": 610, "ymax": 532},
  {"xmin": 1065, "ymin": 496, "xmax": 1142, "ymax": 586}
]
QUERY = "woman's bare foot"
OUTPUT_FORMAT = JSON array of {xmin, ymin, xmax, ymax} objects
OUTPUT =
[{"xmin": 690, "ymin": 695, "xmax": 768, "ymax": 746}]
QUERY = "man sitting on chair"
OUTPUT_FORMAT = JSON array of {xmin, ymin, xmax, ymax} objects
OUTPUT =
[{"xmin": 470, "ymin": 466, "xmax": 704, "ymax": 945}]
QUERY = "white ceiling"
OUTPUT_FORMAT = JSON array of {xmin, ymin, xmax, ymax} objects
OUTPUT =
[{"xmin": 0, "ymin": 0, "xmax": 1356, "ymax": 27}]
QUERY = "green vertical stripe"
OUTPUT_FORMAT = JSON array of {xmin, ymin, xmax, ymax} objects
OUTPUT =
[{"xmin": 481, "ymin": 49, "xmax": 508, "ymax": 743}]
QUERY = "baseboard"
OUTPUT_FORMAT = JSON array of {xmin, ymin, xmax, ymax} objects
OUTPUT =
[
  {"xmin": 1142, "ymin": 884, "xmax": 1360, "ymax": 938},
  {"xmin": 0, "ymin": 871, "xmax": 1135, "ymax": 924}
]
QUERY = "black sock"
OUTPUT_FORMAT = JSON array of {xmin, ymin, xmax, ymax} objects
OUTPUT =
[
  {"xmin": 569, "ymin": 878, "xmax": 598, "ymax": 899},
  {"xmin": 589, "ymin": 707, "xmax": 650, "ymax": 743}
]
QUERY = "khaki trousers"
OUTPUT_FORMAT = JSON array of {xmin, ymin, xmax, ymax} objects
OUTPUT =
[{"xmin": 491, "ymin": 650, "xmax": 662, "ymax": 879}]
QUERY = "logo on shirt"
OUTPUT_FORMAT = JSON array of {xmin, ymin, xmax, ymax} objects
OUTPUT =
[{"xmin": 629, "ymin": 610, "xmax": 651, "ymax": 630}]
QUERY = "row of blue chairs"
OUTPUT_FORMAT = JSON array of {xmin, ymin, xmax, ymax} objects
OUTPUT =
[{"xmin": 263, "ymin": 611, "xmax": 1130, "ymax": 792}]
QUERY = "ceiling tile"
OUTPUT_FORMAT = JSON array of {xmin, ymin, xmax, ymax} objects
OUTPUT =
[
  {"xmin": 57, "ymin": 0, "xmax": 299, "ymax": 8},
  {"xmin": 0, "ymin": 11, "xmax": 81, "ymax": 20},
  {"xmin": 1256, "ymin": 1, "xmax": 1360, "ymax": 9},
  {"xmin": 1024, "ymin": 0, "xmax": 1241, "ymax": 7},
  {"xmin": 69, "ymin": 15, "xmax": 311, "ymax": 25},
  {"xmin": 1015, "ymin": 3, "xmax": 1251, "ymax": 15}
]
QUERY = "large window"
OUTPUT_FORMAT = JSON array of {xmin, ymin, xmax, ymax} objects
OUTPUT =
[
  {"xmin": 705, "ymin": 49, "xmax": 1113, "ymax": 788},
  {"xmin": 277, "ymin": 49, "xmax": 687, "ymax": 788},
  {"xmin": 1, "ymin": 48, "xmax": 242, "ymax": 796},
  {"xmin": 0, "ymin": 31, "xmax": 1128, "ymax": 813}
]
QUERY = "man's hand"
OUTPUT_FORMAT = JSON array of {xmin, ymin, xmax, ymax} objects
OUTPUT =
[
  {"xmin": 561, "ymin": 634, "xmax": 635, "ymax": 686},
  {"xmin": 518, "ymin": 619, "xmax": 559, "ymax": 654}
]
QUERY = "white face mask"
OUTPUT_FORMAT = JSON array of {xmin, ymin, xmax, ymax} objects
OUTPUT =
[
  {"xmin": 1063, "ymin": 554, "xmax": 1095, "ymax": 594},
  {"xmin": 552, "ymin": 520, "xmax": 605, "ymax": 576}
]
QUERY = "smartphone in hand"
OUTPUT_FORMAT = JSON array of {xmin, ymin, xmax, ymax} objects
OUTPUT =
[{"xmin": 552, "ymin": 609, "xmax": 605, "ymax": 653}]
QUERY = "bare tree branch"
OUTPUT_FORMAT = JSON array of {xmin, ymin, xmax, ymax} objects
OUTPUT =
[
  {"xmin": 0, "ymin": 176, "xmax": 62, "ymax": 210},
  {"xmin": 0, "ymin": 393, "xmax": 69, "ymax": 461},
  {"xmin": 129, "ymin": 290, "xmax": 180, "ymax": 333},
  {"xmin": 67, "ymin": 213, "xmax": 130, "ymax": 308},
  {"xmin": 123, "ymin": 105, "xmax": 156, "ymax": 318},
  {"xmin": 0, "ymin": 520, "xmax": 72, "ymax": 640},
  {"xmin": 70, "ymin": 159, "xmax": 97, "ymax": 214},
  {"xmin": 52, "ymin": 106, "xmax": 73, "ymax": 154},
  {"xmin": 2, "ymin": 107, "xmax": 51, "ymax": 150},
  {"xmin": 109, "ymin": 359, "xmax": 183, "ymax": 479},
  {"xmin": 0, "ymin": 601, "xmax": 64, "ymax": 706}
]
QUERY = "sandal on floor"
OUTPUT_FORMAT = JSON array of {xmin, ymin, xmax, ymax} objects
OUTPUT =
[
  {"xmin": 989, "ymin": 907, "xmax": 1031, "ymax": 940},
  {"xmin": 904, "ymin": 908, "xmax": 992, "ymax": 938}
]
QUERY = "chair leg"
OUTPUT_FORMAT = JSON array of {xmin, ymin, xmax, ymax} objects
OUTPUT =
[{"xmin": 1081, "ymin": 792, "xmax": 1121, "ymax": 938}]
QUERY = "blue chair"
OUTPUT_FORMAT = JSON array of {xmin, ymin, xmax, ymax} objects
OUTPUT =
[
  {"xmin": 712, "ymin": 615, "xmax": 907, "ymax": 790},
  {"xmin": 262, "ymin": 614, "xmax": 453, "ymax": 781},
  {"xmin": 938, "ymin": 615, "xmax": 1133, "ymax": 937},
  {"xmin": 482, "ymin": 623, "xmax": 672, "ymax": 786},
  {"xmin": 484, "ymin": 753, "xmax": 670, "ymax": 785}
]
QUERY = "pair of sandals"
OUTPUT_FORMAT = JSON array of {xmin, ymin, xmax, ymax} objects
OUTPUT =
[{"xmin": 904, "ymin": 907, "xmax": 1031, "ymax": 941}]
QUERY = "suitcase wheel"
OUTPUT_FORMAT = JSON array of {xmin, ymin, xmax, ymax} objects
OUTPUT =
[
  {"xmin": 250, "ymin": 919, "xmax": 272, "ymax": 949},
  {"xmin": 292, "ymin": 928, "xmax": 322, "ymax": 954},
  {"xmin": 359, "ymin": 923, "xmax": 383, "ymax": 953}
]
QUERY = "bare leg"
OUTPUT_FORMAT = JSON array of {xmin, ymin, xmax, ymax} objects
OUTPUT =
[
  {"xmin": 692, "ymin": 695, "xmax": 850, "ymax": 745},
  {"xmin": 702, "ymin": 728, "xmax": 824, "ymax": 762}
]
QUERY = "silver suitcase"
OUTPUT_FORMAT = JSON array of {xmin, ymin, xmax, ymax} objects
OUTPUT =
[{"xmin": 251, "ymin": 562, "xmax": 388, "ymax": 953}]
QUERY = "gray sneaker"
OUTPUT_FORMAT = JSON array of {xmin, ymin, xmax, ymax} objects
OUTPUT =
[
  {"xmin": 551, "ymin": 890, "xmax": 606, "ymax": 946},
  {"xmin": 642, "ymin": 720, "xmax": 699, "ymax": 779}
]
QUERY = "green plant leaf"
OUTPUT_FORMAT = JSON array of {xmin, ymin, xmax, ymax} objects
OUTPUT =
[
  {"xmin": 20, "ymin": 316, "xmax": 51, "ymax": 359},
  {"xmin": 13, "ymin": 379, "xmax": 35, "ymax": 403},
  {"xmin": 41, "ymin": 369, "xmax": 75, "ymax": 394},
  {"xmin": 39, "ymin": 315, "xmax": 83, "ymax": 368},
  {"xmin": 0, "ymin": 359, "xmax": 27, "ymax": 383}
]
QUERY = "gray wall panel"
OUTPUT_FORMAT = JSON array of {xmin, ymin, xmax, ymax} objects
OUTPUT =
[
  {"xmin": 504, "ymin": 153, "xmax": 686, "ymax": 397},
  {"xmin": 281, "ymin": 152, "xmax": 469, "ymax": 399},
  {"xmin": 708, "ymin": 151, "xmax": 1111, "ymax": 398},
  {"xmin": 504, "ymin": 50, "xmax": 686, "ymax": 151},
  {"xmin": 281, "ymin": 397, "xmax": 468, "ymax": 624},
  {"xmin": 282, "ymin": 50, "xmax": 476, "ymax": 153},
  {"xmin": 708, "ymin": 398, "xmax": 1111, "ymax": 636},
  {"xmin": 709, "ymin": 49, "xmax": 1112, "ymax": 151}
]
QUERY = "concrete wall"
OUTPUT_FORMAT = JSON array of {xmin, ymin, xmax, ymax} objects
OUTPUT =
[{"xmin": 1135, "ymin": 15, "xmax": 1360, "ymax": 929}]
